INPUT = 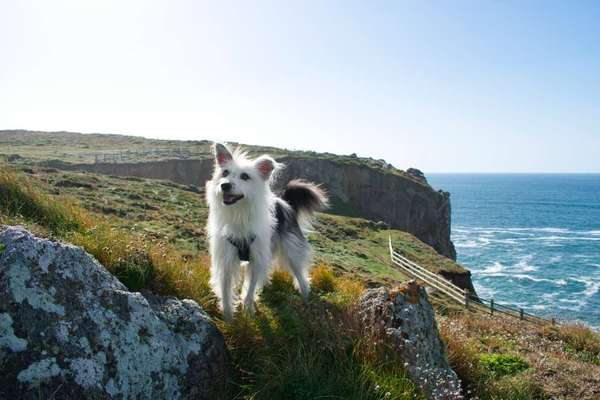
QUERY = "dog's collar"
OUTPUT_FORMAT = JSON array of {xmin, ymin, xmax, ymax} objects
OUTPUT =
[{"xmin": 227, "ymin": 235, "xmax": 256, "ymax": 262}]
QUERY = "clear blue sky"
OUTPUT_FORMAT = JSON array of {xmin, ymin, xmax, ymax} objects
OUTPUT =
[{"xmin": 1, "ymin": 1, "xmax": 599, "ymax": 172}]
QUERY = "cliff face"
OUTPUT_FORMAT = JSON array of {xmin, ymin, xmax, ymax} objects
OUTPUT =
[
  {"xmin": 276, "ymin": 157, "xmax": 456, "ymax": 260},
  {"xmin": 60, "ymin": 156, "xmax": 456, "ymax": 260}
]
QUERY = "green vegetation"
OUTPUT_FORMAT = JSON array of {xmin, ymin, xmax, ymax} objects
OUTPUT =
[
  {"xmin": 226, "ymin": 271, "xmax": 421, "ymax": 400},
  {"xmin": 479, "ymin": 354, "xmax": 530, "ymax": 378},
  {"xmin": 0, "ymin": 130, "xmax": 426, "ymax": 184},
  {"xmin": 0, "ymin": 167, "xmax": 83, "ymax": 234},
  {"xmin": 2, "ymin": 164, "xmax": 599, "ymax": 399}
]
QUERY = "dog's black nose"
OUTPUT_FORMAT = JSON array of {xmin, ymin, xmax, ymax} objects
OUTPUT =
[{"xmin": 221, "ymin": 182, "xmax": 232, "ymax": 192}]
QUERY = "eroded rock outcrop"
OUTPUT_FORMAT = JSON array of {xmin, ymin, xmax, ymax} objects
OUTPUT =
[
  {"xmin": 0, "ymin": 226, "xmax": 228, "ymax": 400},
  {"xmin": 360, "ymin": 281, "xmax": 463, "ymax": 400},
  {"xmin": 276, "ymin": 156, "xmax": 456, "ymax": 260}
]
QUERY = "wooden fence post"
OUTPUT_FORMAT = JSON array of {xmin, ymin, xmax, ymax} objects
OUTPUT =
[
  {"xmin": 464, "ymin": 289, "xmax": 470, "ymax": 309},
  {"xmin": 490, "ymin": 299, "xmax": 494, "ymax": 315},
  {"xmin": 519, "ymin": 308, "xmax": 524, "ymax": 320}
]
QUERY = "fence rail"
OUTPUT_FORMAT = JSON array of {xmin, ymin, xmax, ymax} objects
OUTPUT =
[{"xmin": 388, "ymin": 235, "xmax": 557, "ymax": 326}]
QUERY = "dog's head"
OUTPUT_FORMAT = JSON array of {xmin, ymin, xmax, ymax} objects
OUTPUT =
[{"xmin": 206, "ymin": 143, "xmax": 280, "ymax": 208}]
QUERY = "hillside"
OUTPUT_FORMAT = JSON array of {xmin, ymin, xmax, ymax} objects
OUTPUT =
[
  {"xmin": 1, "ymin": 130, "xmax": 456, "ymax": 260},
  {"xmin": 2, "ymin": 134, "xmax": 599, "ymax": 399},
  {"xmin": 5, "ymin": 166, "xmax": 466, "ymax": 289}
]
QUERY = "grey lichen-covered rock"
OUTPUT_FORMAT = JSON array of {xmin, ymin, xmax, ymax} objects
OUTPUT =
[
  {"xmin": 360, "ymin": 281, "xmax": 463, "ymax": 400},
  {"xmin": 0, "ymin": 226, "xmax": 228, "ymax": 400}
]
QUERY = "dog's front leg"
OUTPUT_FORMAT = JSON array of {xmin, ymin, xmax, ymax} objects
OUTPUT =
[
  {"xmin": 210, "ymin": 242, "xmax": 240, "ymax": 322},
  {"xmin": 242, "ymin": 245, "xmax": 270, "ymax": 314}
]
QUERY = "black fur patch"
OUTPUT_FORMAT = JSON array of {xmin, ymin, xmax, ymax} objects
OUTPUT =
[
  {"xmin": 281, "ymin": 180, "xmax": 327, "ymax": 215},
  {"xmin": 274, "ymin": 198, "xmax": 304, "ymax": 240},
  {"xmin": 227, "ymin": 235, "xmax": 255, "ymax": 261}
]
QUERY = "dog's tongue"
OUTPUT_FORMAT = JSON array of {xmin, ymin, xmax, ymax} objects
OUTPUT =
[{"xmin": 223, "ymin": 194, "xmax": 235, "ymax": 202}]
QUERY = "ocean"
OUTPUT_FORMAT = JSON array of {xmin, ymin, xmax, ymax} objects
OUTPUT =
[{"xmin": 427, "ymin": 174, "xmax": 600, "ymax": 330}]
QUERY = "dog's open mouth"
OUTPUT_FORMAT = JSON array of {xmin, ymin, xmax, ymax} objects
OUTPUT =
[{"xmin": 223, "ymin": 193, "xmax": 244, "ymax": 205}]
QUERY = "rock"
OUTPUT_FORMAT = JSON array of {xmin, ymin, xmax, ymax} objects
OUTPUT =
[
  {"xmin": 406, "ymin": 168, "xmax": 428, "ymax": 184},
  {"xmin": 360, "ymin": 281, "xmax": 463, "ymax": 400},
  {"xmin": 54, "ymin": 179, "xmax": 94, "ymax": 189},
  {"xmin": 0, "ymin": 226, "xmax": 228, "ymax": 400},
  {"xmin": 6, "ymin": 154, "xmax": 23, "ymax": 162},
  {"xmin": 375, "ymin": 221, "xmax": 389, "ymax": 229}
]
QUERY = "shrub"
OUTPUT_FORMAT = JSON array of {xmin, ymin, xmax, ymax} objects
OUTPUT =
[
  {"xmin": 310, "ymin": 263, "xmax": 336, "ymax": 293},
  {"xmin": 479, "ymin": 353, "xmax": 530, "ymax": 378}
]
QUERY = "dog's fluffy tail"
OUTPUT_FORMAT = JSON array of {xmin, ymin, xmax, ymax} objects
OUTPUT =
[{"xmin": 282, "ymin": 179, "xmax": 328, "ymax": 228}]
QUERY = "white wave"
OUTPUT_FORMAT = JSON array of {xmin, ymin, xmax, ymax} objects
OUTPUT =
[
  {"xmin": 569, "ymin": 277, "xmax": 600, "ymax": 298},
  {"xmin": 488, "ymin": 238, "xmax": 520, "ymax": 245},
  {"xmin": 514, "ymin": 255, "xmax": 537, "ymax": 272},
  {"xmin": 559, "ymin": 298, "xmax": 582, "ymax": 304},
  {"xmin": 477, "ymin": 271, "xmax": 565, "ymax": 286},
  {"xmin": 548, "ymin": 255, "xmax": 562, "ymax": 263},
  {"xmin": 454, "ymin": 226, "xmax": 600, "ymax": 237},
  {"xmin": 541, "ymin": 292, "xmax": 559, "ymax": 300},
  {"xmin": 455, "ymin": 240, "xmax": 480, "ymax": 248},
  {"xmin": 478, "ymin": 237, "xmax": 491, "ymax": 246},
  {"xmin": 535, "ymin": 236, "xmax": 600, "ymax": 242},
  {"xmin": 472, "ymin": 283, "xmax": 497, "ymax": 299},
  {"xmin": 512, "ymin": 274, "xmax": 558, "ymax": 284},
  {"xmin": 556, "ymin": 299, "xmax": 586, "ymax": 312},
  {"xmin": 583, "ymin": 281, "xmax": 600, "ymax": 298},
  {"xmin": 530, "ymin": 304, "xmax": 548, "ymax": 311},
  {"xmin": 456, "ymin": 226, "xmax": 571, "ymax": 234},
  {"xmin": 479, "ymin": 262, "xmax": 504, "ymax": 274}
]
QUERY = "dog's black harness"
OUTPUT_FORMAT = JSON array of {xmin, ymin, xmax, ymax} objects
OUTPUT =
[{"xmin": 227, "ymin": 235, "xmax": 256, "ymax": 262}]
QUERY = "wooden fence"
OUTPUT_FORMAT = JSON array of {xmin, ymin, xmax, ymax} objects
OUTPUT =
[{"xmin": 388, "ymin": 235, "xmax": 557, "ymax": 326}]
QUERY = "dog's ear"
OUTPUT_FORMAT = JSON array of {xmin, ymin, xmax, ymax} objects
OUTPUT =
[
  {"xmin": 213, "ymin": 143, "xmax": 233, "ymax": 167},
  {"xmin": 254, "ymin": 156, "xmax": 278, "ymax": 180}
]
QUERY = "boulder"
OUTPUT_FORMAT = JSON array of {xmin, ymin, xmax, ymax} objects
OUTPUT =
[
  {"xmin": 406, "ymin": 168, "xmax": 428, "ymax": 184},
  {"xmin": 360, "ymin": 281, "xmax": 463, "ymax": 400},
  {"xmin": 0, "ymin": 226, "xmax": 228, "ymax": 399}
]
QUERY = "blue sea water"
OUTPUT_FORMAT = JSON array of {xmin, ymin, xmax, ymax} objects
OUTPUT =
[{"xmin": 427, "ymin": 174, "xmax": 600, "ymax": 330}]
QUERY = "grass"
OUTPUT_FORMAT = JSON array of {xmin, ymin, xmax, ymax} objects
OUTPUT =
[
  {"xmin": 538, "ymin": 323, "xmax": 600, "ymax": 366},
  {"xmin": 439, "ymin": 312, "xmax": 600, "ymax": 400},
  {"xmin": 224, "ymin": 271, "xmax": 422, "ymax": 400},
  {"xmin": 0, "ymin": 130, "xmax": 425, "ymax": 183},
  {"xmin": 2, "ymin": 165, "xmax": 600, "ymax": 399},
  {"xmin": 0, "ymin": 167, "xmax": 83, "ymax": 234},
  {"xmin": 0, "ymin": 165, "xmax": 217, "ymax": 313}
]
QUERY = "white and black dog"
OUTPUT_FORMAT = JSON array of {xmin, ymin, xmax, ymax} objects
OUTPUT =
[{"xmin": 206, "ymin": 143, "xmax": 328, "ymax": 321}]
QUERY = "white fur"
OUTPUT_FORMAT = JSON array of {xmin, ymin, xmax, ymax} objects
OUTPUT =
[{"xmin": 206, "ymin": 144, "xmax": 313, "ymax": 321}]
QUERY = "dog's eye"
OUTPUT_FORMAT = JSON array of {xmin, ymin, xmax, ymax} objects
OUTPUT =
[
  {"xmin": 240, "ymin": 172, "xmax": 250, "ymax": 181},
  {"xmin": 222, "ymin": 170, "xmax": 229, "ymax": 177}
]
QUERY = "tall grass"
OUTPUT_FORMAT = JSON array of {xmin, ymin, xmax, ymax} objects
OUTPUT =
[
  {"xmin": 0, "ymin": 167, "xmax": 83, "ymax": 234},
  {"xmin": 224, "ymin": 270, "xmax": 422, "ymax": 400},
  {"xmin": 0, "ymin": 166, "xmax": 215, "ymax": 311}
]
